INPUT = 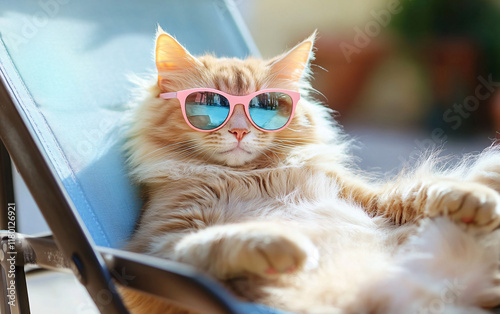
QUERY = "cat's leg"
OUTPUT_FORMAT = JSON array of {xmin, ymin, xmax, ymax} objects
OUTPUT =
[
  {"xmin": 336, "ymin": 167, "xmax": 500, "ymax": 231},
  {"xmin": 131, "ymin": 221, "xmax": 318, "ymax": 280},
  {"xmin": 172, "ymin": 222, "xmax": 318, "ymax": 279},
  {"xmin": 370, "ymin": 176, "xmax": 500, "ymax": 232}
]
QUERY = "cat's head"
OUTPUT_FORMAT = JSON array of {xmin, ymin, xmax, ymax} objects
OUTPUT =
[{"xmin": 129, "ymin": 28, "xmax": 336, "ymax": 171}]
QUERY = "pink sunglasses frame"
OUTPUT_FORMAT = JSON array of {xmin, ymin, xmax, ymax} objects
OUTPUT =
[{"xmin": 159, "ymin": 88, "xmax": 300, "ymax": 132}]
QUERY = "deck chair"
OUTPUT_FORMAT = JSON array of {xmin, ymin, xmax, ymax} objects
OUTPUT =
[{"xmin": 0, "ymin": 1, "xmax": 287, "ymax": 313}]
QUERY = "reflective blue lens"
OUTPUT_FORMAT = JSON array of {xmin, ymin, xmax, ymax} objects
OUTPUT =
[
  {"xmin": 185, "ymin": 92, "xmax": 230, "ymax": 130},
  {"xmin": 248, "ymin": 92, "xmax": 293, "ymax": 130}
]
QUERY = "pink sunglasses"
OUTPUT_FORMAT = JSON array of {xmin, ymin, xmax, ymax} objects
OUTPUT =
[{"xmin": 160, "ymin": 88, "xmax": 300, "ymax": 132}]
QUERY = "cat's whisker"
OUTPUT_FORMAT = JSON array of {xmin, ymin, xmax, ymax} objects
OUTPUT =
[
  {"xmin": 204, "ymin": 149, "xmax": 219, "ymax": 162},
  {"xmin": 269, "ymin": 144, "xmax": 296, "ymax": 151},
  {"xmin": 273, "ymin": 140, "xmax": 311, "ymax": 147},
  {"xmin": 175, "ymin": 147, "xmax": 204, "ymax": 159},
  {"xmin": 274, "ymin": 139, "xmax": 297, "ymax": 144},
  {"xmin": 271, "ymin": 142, "xmax": 296, "ymax": 147},
  {"xmin": 166, "ymin": 148, "xmax": 200, "ymax": 159},
  {"xmin": 259, "ymin": 151, "xmax": 275, "ymax": 164},
  {"xmin": 168, "ymin": 146, "xmax": 196, "ymax": 154},
  {"xmin": 274, "ymin": 137, "xmax": 311, "ymax": 142},
  {"xmin": 143, "ymin": 140, "xmax": 198, "ymax": 158},
  {"xmin": 262, "ymin": 147, "xmax": 281, "ymax": 163},
  {"xmin": 267, "ymin": 148, "xmax": 290, "ymax": 154},
  {"xmin": 184, "ymin": 146, "xmax": 217, "ymax": 163},
  {"xmin": 162, "ymin": 143, "xmax": 200, "ymax": 158},
  {"xmin": 189, "ymin": 146, "xmax": 208, "ymax": 157}
]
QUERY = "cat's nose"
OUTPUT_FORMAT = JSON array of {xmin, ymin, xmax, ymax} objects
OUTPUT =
[
  {"xmin": 229, "ymin": 128, "xmax": 250, "ymax": 141},
  {"xmin": 228, "ymin": 105, "xmax": 250, "ymax": 141}
]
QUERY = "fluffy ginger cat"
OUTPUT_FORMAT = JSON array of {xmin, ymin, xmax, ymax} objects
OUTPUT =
[{"xmin": 123, "ymin": 28, "xmax": 500, "ymax": 313}]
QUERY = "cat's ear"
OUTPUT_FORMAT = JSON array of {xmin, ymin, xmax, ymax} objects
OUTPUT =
[
  {"xmin": 155, "ymin": 26, "xmax": 201, "ymax": 87},
  {"xmin": 268, "ymin": 31, "xmax": 316, "ymax": 89}
]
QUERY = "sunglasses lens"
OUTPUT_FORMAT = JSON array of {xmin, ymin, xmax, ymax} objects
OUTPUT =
[
  {"xmin": 185, "ymin": 92, "xmax": 230, "ymax": 130},
  {"xmin": 249, "ymin": 92, "xmax": 293, "ymax": 130}
]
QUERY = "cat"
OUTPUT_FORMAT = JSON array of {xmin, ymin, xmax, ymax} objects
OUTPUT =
[{"xmin": 122, "ymin": 27, "xmax": 500, "ymax": 313}]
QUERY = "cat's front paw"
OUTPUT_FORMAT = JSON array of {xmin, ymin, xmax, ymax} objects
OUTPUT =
[
  {"xmin": 231, "ymin": 227, "xmax": 319, "ymax": 278},
  {"xmin": 426, "ymin": 181, "xmax": 500, "ymax": 232}
]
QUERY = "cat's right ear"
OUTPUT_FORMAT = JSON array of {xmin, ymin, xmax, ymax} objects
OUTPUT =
[
  {"xmin": 268, "ymin": 31, "xmax": 316, "ymax": 90},
  {"xmin": 155, "ymin": 27, "xmax": 201, "ymax": 88}
]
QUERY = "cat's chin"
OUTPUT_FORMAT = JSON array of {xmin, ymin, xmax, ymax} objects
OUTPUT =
[{"xmin": 214, "ymin": 148, "xmax": 258, "ymax": 167}]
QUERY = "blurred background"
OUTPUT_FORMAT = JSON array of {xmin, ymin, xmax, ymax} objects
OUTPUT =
[{"xmin": 237, "ymin": 0, "xmax": 500, "ymax": 172}]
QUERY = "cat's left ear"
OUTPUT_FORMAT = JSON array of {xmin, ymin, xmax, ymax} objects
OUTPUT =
[
  {"xmin": 268, "ymin": 31, "xmax": 316, "ymax": 89},
  {"xmin": 155, "ymin": 26, "xmax": 202, "ymax": 88}
]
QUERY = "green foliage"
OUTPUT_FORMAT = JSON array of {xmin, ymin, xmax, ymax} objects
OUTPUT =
[{"xmin": 390, "ymin": 0, "xmax": 500, "ymax": 76}]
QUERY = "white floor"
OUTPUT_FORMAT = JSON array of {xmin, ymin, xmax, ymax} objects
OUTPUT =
[{"xmin": 26, "ymin": 271, "xmax": 98, "ymax": 314}]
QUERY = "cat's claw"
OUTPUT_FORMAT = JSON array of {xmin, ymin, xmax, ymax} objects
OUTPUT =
[{"xmin": 426, "ymin": 181, "xmax": 500, "ymax": 232}]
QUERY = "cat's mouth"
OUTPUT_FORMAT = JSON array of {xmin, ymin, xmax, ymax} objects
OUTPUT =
[{"xmin": 220, "ymin": 146, "xmax": 252, "ymax": 155}]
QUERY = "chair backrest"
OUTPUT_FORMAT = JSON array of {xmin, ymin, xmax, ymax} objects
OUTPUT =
[{"xmin": 0, "ymin": 0, "xmax": 258, "ymax": 248}]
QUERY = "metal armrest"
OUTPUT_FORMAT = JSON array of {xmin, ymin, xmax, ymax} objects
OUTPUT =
[{"xmin": 100, "ymin": 247, "xmax": 240, "ymax": 314}]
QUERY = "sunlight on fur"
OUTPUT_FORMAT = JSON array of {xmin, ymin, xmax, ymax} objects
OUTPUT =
[{"xmin": 122, "ymin": 26, "xmax": 500, "ymax": 314}]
